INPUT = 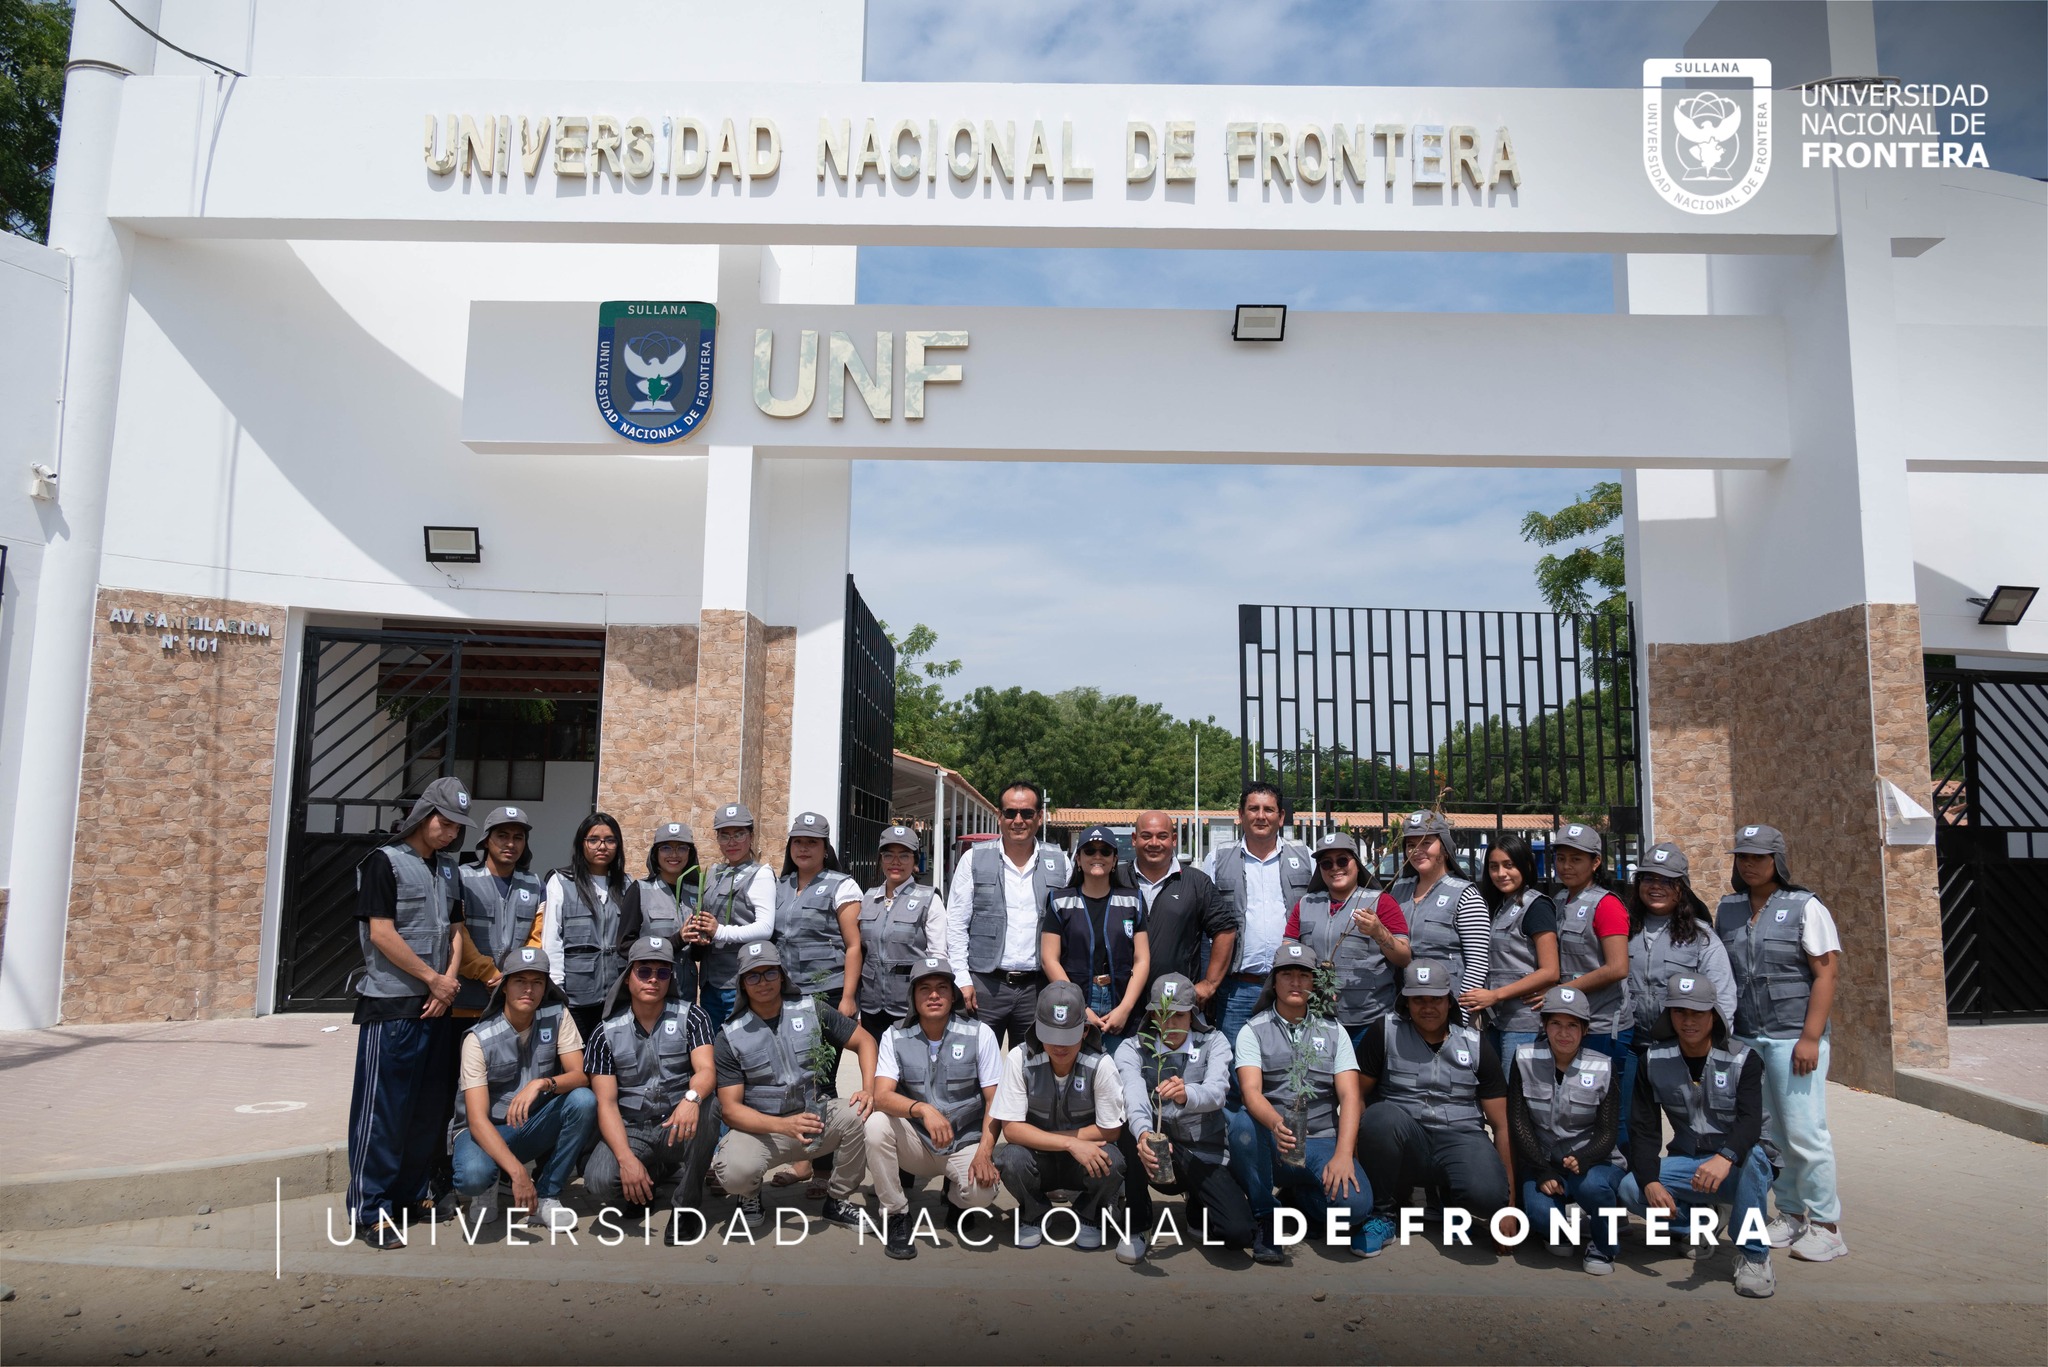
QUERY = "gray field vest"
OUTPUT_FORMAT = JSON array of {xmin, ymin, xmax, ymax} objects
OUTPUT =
[
  {"xmin": 1380, "ymin": 1015, "xmax": 1485, "ymax": 1133},
  {"xmin": 463, "ymin": 1002, "xmax": 565, "ymax": 1131},
  {"xmin": 635, "ymin": 874, "xmax": 699, "ymax": 941},
  {"xmin": 776, "ymin": 871, "xmax": 855, "ymax": 996},
  {"xmin": 1555, "ymin": 886, "xmax": 1627, "ymax": 1034},
  {"xmin": 1209, "ymin": 843, "xmax": 1313, "ymax": 971},
  {"xmin": 454, "ymin": 864, "xmax": 544, "ymax": 1012},
  {"xmin": 1020, "ymin": 1047, "xmax": 1106, "ymax": 1132},
  {"xmin": 888, "ymin": 1017, "xmax": 987, "ymax": 1154},
  {"xmin": 1486, "ymin": 888, "xmax": 1550, "ymax": 1034},
  {"xmin": 965, "ymin": 843, "xmax": 1066, "ymax": 973},
  {"xmin": 702, "ymin": 861, "xmax": 769, "ymax": 991},
  {"xmin": 1715, "ymin": 890, "xmax": 1816, "ymax": 1039},
  {"xmin": 858, "ymin": 880, "xmax": 936, "ymax": 1017},
  {"xmin": 356, "ymin": 845, "xmax": 457, "ymax": 999},
  {"xmin": 1135, "ymin": 1029, "xmax": 1228, "ymax": 1160},
  {"xmin": 1392, "ymin": 872, "xmax": 1474, "ymax": 992},
  {"xmin": 720, "ymin": 997, "xmax": 822, "ymax": 1116},
  {"xmin": 1293, "ymin": 888, "xmax": 1398, "ymax": 1028},
  {"xmin": 602, "ymin": 1003, "xmax": 699, "ymax": 1134},
  {"xmin": 555, "ymin": 873, "xmax": 626, "ymax": 1008},
  {"xmin": 1645, "ymin": 1039, "xmax": 1751, "ymax": 1156},
  {"xmin": 1247, "ymin": 1009, "xmax": 1342, "ymax": 1141},
  {"xmin": 1513, "ymin": 1042, "xmax": 1617, "ymax": 1165},
  {"xmin": 1629, "ymin": 915, "xmax": 1718, "ymax": 1035}
]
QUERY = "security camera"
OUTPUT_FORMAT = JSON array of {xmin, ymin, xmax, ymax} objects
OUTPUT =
[{"xmin": 28, "ymin": 463, "xmax": 57, "ymax": 500}]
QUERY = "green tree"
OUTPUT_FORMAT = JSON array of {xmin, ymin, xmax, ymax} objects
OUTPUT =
[
  {"xmin": 1521, "ymin": 480, "xmax": 1625, "ymax": 617},
  {"xmin": 882, "ymin": 621, "xmax": 962, "ymax": 767},
  {"xmin": 1, "ymin": 0, "xmax": 72, "ymax": 242}
]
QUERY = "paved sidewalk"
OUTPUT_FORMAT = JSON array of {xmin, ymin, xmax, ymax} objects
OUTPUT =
[
  {"xmin": 1917, "ymin": 1023, "xmax": 2048, "ymax": 1106},
  {"xmin": 0, "ymin": 1015, "xmax": 355, "ymax": 1174}
]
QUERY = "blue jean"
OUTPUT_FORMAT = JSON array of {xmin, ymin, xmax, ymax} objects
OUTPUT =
[
  {"xmin": 1582, "ymin": 1026, "xmax": 1632, "ymax": 1060},
  {"xmin": 1216, "ymin": 977, "xmax": 1264, "ymax": 1105},
  {"xmin": 701, "ymin": 985, "xmax": 738, "ymax": 1032},
  {"xmin": 1619, "ymin": 1149, "xmax": 1774, "ymax": 1259},
  {"xmin": 1088, "ymin": 980, "xmax": 1134, "ymax": 1051},
  {"xmin": 1744, "ymin": 1032, "xmax": 1840, "ymax": 1223},
  {"xmin": 1225, "ymin": 1110, "xmax": 1376, "ymax": 1253},
  {"xmin": 1521, "ymin": 1164, "xmax": 1626, "ymax": 1257},
  {"xmin": 1488, "ymin": 1028, "xmax": 1540, "ymax": 1070},
  {"xmin": 1619, "ymin": 1043, "xmax": 1647, "ymax": 1151},
  {"xmin": 452, "ymin": 1088, "xmax": 599, "ymax": 1200}
]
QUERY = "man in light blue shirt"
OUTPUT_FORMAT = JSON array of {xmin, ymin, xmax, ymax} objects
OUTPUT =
[{"xmin": 1200, "ymin": 783, "xmax": 1314, "ymax": 1099}]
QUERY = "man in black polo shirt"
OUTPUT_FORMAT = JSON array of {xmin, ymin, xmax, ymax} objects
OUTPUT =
[{"xmin": 1125, "ymin": 811, "xmax": 1236, "ymax": 1025}]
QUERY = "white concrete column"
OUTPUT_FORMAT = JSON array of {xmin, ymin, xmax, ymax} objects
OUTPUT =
[
  {"xmin": 0, "ymin": 0, "xmax": 159, "ymax": 1030},
  {"xmin": 700, "ymin": 445, "xmax": 764, "ymax": 616}
]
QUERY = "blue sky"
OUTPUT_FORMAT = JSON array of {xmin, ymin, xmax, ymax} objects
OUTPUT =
[{"xmin": 847, "ymin": 1, "xmax": 2046, "ymax": 723}]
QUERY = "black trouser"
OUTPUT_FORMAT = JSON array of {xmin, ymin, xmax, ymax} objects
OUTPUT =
[
  {"xmin": 994, "ymin": 1142, "xmax": 1125, "ymax": 1227},
  {"xmin": 861, "ymin": 1009, "xmax": 902, "ymax": 1041},
  {"xmin": 1117, "ymin": 1131, "xmax": 1258, "ymax": 1250},
  {"xmin": 1357, "ymin": 1103, "xmax": 1511, "ymax": 1224},
  {"xmin": 581, "ymin": 1096, "xmax": 721, "ymax": 1210},
  {"xmin": 567, "ymin": 1002, "xmax": 605, "ymax": 1042},
  {"xmin": 972, "ymin": 971, "xmax": 1045, "ymax": 1051}
]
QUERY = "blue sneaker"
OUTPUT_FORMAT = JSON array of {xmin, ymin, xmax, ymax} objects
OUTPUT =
[{"xmin": 1356, "ymin": 1214, "xmax": 1398, "ymax": 1258}]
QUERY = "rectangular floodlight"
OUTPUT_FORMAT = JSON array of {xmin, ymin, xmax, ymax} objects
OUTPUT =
[
  {"xmin": 424, "ymin": 526, "xmax": 482, "ymax": 563},
  {"xmin": 1973, "ymin": 585, "xmax": 2037, "ymax": 626},
  {"xmin": 1232, "ymin": 304, "xmax": 1287, "ymax": 341}
]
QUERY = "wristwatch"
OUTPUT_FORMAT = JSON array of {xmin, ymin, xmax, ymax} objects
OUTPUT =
[{"xmin": 682, "ymin": 1088, "xmax": 702, "ymax": 1105}]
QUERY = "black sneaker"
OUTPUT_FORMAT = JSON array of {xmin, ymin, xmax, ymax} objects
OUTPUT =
[
  {"xmin": 946, "ymin": 1199, "xmax": 976, "ymax": 1241},
  {"xmin": 1252, "ymin": 1234, "xmax": 1286, "ymax": 1266},
  {"xmin": 363, "ymin": 1217, "xmax": 407, "ymax": 1251},
  {"xmin": 884, "ymin": 1209, "xmax": 918, "ymax": 1260},
  {"xmin": 662, "ymin": 1207, "xmax": 701, "ymax": 1246},
  {"xmin": 818, "ymin": 1197, "xmax": 863, "ymax": 1229}
]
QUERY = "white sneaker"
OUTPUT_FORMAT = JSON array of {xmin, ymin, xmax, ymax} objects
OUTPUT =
[
  {"xmin": 1789, "ymin": 1222, "xmax": 1849, "ymax": 1262},
  {"xmin": 1733, "ymin": 1253, "xmax": 1776, "ymax": 1298},
  {"xmin": 1547, "ymin": 1239, "xmax": 1577, "ymax": 1260},
  {"xmin": 1115, "ymin": 1234, "xmax": 1146, "ymax": 1265},
  {"xmin": 533, "ymin": 1197, "xmax": 572, "ymax": 1230},
  {"xmin": 1075, "ymin": 1223, "xmax": 1104, "ymax": 1251},
  {"xmin": 1015, "ymin": 1222, "xmax": 1043, "ymax": 1250},
  {"xmin": 1766, "ymin": 1210, "xmax": 1806, "ymax": 1248},
  {"xmin": 1583, "ymin": 1251, "xmax": 1615, "ymax": 1276}
]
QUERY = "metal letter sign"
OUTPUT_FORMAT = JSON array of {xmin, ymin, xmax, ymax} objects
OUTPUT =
[
  {"xmin": 595, "ymin": 301, "xmax": 717, "ymax": 443},
  {"xmin": 1642, "ymin": 59, "xmax": 1771, "ymax": 215}
]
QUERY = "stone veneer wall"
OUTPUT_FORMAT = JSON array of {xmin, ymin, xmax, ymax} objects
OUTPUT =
[
  {"xmin": 596, "ymin": 625, "xmax": 700, "ymax": 846},
  {"xmin": 64, "ymin": 593, "xmax": 288, "ymax": 1021},
  {"xmin": 756, "ymin": 626, "xmax": 798, "ymax": 870},
  {"xmin": 1644, "ymin": 603, "xmax": 1946, "ymax": 1091}
]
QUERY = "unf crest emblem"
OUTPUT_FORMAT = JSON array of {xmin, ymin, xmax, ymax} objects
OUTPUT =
[
  {"xmin": 1455, "ymin": 1047, "xmax": 1471, "ymax": 1066},
  {"xmin": 665, "ymin": 1019, "xmax": 679, "ymax": 1035},
  {"xmin": 1679, "ymin": 978, "xmax": 1696, "ymax": 993},
  {"xmin": 951, "ymin": 1042, "xmax": 966, "ymax": 1060},
  {"xmin": 1642, "ymin": 58, "xmax": 1772, "ymax": 215},
  {"xmin": 1052, "ymin": 1005, "xmax": 1070, "ymax": 1024},
  {"xmin": 539, "ymin": 1027, "xmax": 553, "ymax": 1043},
  {"xmin": 1579, "ymin": 1071, "xmax": 1598, "ymax": 1087},
  {"xmin": 1776, "ymin": 908, "xmax": 1790, "ymax": 922},
  {"xmin": 596, "ymin": 301, "xmax": 717, "ymax": 443}
]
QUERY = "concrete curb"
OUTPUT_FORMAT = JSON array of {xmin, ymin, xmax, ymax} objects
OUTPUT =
[
  {"xmin": 1895, "ymin": 1068, "xmax": 2048, "ymax": 1145},
  {"xmin": 0, "ymin": 1142, "xmax": 347, "ymax": 1233}
]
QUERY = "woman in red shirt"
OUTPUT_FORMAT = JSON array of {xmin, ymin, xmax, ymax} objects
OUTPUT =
[{"xmin": 1547, "ymin": 824, "xmax": 1633, "ymax": 1060}]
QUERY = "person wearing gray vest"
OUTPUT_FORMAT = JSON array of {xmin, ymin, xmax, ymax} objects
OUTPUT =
[
  {"xmin": 1355, "ymin": 958, "xmax": 1513, "ymax": 1254},
  {"xmin": 1223, "ymin": 942, "xmax": 1378, "ymax": 1262},
  {"xmin": 774, "ymin": 812, "xmax": 865, "ymax": 1017},
  {"xmin": 1199, "ymin": 783, "xmax": 1314, "ymax": 1079},
  {"xmin": 1283, "ymin": 831, "xmax": 1412, "ymax": 1047},
  {"xmin": 1623, "ymin": 843, "xmax": 1735, "ymax": 1148},
  {"xmin": 856, "ymin": 825, "xmax": 947, "ymax": 1039},
  {"xmin": 453, "ymin": 806, "xmax": 545, "ymax": 1018},
  {"xmin": 625, "ymin": 819, "xmax": 701, "ymax": 1007},
  {"xmin": 1547, "ymin": 823, "xmax": 1633, "ymax": 1059},
  {"xmin": 1387, "ymin": 810, "xmax": 1492, "ymax": 1021},
  {"xmin": 450, "ymin": 946, "xmax": 597, "ymax": 1233},
  {"xmin": 1620, "ymin": 973, "xmax": 1777, "ymax": 1298},
  {"xmin": 865, "ymin": 956, "xmax": 1002, "ymax": 1260},
  {"xmin": 1714, "ymin": 823, "xmax": 1846, "ymax": 1265},
  {"xmin": 1506, "ymin": 985, "xmax": 1624, "ymax": 1275},
  {"xmin": 1111, "ymin": 973, "xmax": 1257, "ymax": 1263},
  {"xmin": 583, "ymin": 936, "xmax": 720, "ymax": 1245},
  {"xmin": 708, "ymin": 941, "xmax": 876, "ymax": 1231},
  {"xmin": 1458, "ymin": 835, "xmax": 1559, "ymax": 1068},
  {"xmin": 533, "ymin": 811, "xmax": 634, "ymax": 1040},
  {"xmin": 944, "ymin": 782, "xmax": 1070, "ymax": 1047},
  {"xmin": 346, "ymin": 776, "xmax": 474, "ymax": 1249},
  {"xmin": 988, "ymin": 980, "xmax": 1128, "ymax": 1250},
  {"xmin": 685, "ymin": 802, "xmax": 779, "ymax": 1031}
]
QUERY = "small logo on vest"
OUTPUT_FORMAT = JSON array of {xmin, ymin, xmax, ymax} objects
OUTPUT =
[
  {"xmin": 1073, "ymin": 1076, "xmax": 1087, "ymax": 1092},
  {"xmin": 596, "ymin": 301, "xmax": 717, "ymax": 443},
  {"xmin": 1579, "ymin": 1071, "xmax": 1598, "ymax": 1087},
  {"xmin": 1436, "ymin": 894, "xmax": 1450, "ymax": 907},
  {"xmin": 539, "ymin": 1027, "xmax": 553, "ymax": 1043},
  {"xmin": 792, "ymin": 1016, "xmax": 807, "ymax": 1032},
  {"xmin": 1122, "ymin": 917, "xmax": 1135, "ymax": 937},
  {"xmin": 519, "ymin": 890, "xmax": 532, "ymax": 902},
  {"xmin": 665, "ymin": 1019, "xmax": 678, "ymax": 1035},
  {"xmin": 1287, "ymin": 856, "xmax": 1302, "ymax": 870},
  {"xmin": 1775, "ymin": 908, "xmax": 1789, "ymax": 922},
  {"xmin": 951, "ymin": 1042, "xmax": 966, "ymax": 1060},
  {"xmin": 1455, "ymin": 1047, "xmax": 1472, "ymax": 1066},
  {"xmin": 1678, "ymin": 977, "xmax": 1696, "ymax": 992},
  {"xmin": 1713, "ymin": 1070, "xmax": 1730, "ymax": 1087}
]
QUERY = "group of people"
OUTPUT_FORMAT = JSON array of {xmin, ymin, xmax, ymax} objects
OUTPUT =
[{"xmin": 345, "ymin": 776, "xmax": 1846, "ymax": 1298}]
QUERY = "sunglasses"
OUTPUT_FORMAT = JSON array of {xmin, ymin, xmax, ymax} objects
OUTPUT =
[
  {"xmin": 1079, "ymin": 844, "xmax": 1117, "ymax": 858},
  {"xmin": 1314, "ymin": 855, "xmax": 1354, "ymax": 868},
  {"xmin": 739, "ymin": 968, "xmax": 780, "ymax": 985},
  {"xmin": 632, "ymin": 962, "xmax": 675, "ymax": 982},
  {"xmin": 1001, "ymin": 807, "xmax": 1039, "ymax": 820}
]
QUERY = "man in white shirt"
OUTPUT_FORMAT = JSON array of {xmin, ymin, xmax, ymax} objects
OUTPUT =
[
  {"xmin": 945, "ymin": 782, "xmax": 1071, "ymax": 1048},
  {"xmin": 989, "ymin": 981, "xmax": 1127, "ymax": 1249},
  {"xmin": 1200, "ymin": 783, "xmax": 1315, "ymax": 1086}
]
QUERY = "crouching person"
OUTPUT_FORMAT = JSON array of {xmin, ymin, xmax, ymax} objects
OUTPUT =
[
  {"xmin": 583, "ymin": 937, "xmax": 719, "ymax": 1244},
  {"xmin": 1510, "ymin": 986, "xmax": 1625, "ymax": 1275},
  {"xmin": 451, "ymin": 946, "xmax": 597, "ymax": 1229},
  {"xmin": 709, "ymin": 941, "xmax": 876, "ymax": 1230},
  {"xmin": 866, "ymin": 956, "xmax": 1003, "ymax": 1260},
  {"xmin": 990, "ymin": 981, "xmax": 1127, "ymax": 1250},
  {"xmin": 1113, "ymin": 973, "xmax": 1257, "ymax": 1263},
  {"xmin": 1226, "ymin": 941, "xmax": 1378, "ymax": 1263},
  {"xmin": 1621, "ymin": 973, "xmax": 1778, "ymax": 1298}
]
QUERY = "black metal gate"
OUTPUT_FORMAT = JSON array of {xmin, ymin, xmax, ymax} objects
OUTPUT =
[
  {"xmin": 1239, "ymin": 604, "xmax": 1642, "ymax": 864},
  {"xmin": 275, "ymin": 625, "xmax": 605, "ymax": 1011},
  {"xmin": 839, "ymin": 576, "xmax": 896, "ymax": 889},
  {"xmin": 1928, "ymin": 667, "xmax": 2048, "ymax": 1021}
]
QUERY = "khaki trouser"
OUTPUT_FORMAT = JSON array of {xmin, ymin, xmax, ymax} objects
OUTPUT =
[
  {"xmin": 711, "ymin": 1097, "xmax": 867, "ymax": 1201},
  {"xmin": 864, "ymin": 1112, "xmax": 999, "ymax": 1215}
]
